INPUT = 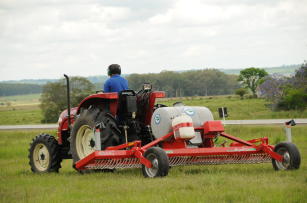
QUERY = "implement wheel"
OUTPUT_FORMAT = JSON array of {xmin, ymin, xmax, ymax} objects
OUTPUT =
[
  {"xmin": 272, "ymin": 142, "xmax": 301, "ymax": 170},
  {"xmin": 142, "ymin": 147, "xmax": 169, "ymax": 178},
  {"xmin": 70, "ymin": 108, "xmax": 122, "ymax": 170},
  {"xmin": 29, "ymin": 134, "xmax": 62, "ymax": 173}
]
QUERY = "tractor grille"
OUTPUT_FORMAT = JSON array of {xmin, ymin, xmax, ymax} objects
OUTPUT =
[{"xmin": 169, "ymin": 153, "xmax": 272, "ymax": 166}]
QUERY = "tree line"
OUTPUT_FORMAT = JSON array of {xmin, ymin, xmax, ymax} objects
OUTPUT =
[
  {"xmin": 127, "ymin": 69, "xmax": 239, "ymax": 97},
  {"xmin": 38, "ymin": 65, "xmax": 306, "ymax": 123},
  {"xmin": 0, "ymin": 83, "xmax": 42, "ymax": 96}
]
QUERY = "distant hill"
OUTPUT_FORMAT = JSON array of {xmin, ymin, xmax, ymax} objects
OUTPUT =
[
  {"xmin": 1, "ymin": 79, "xmax": 58, "ymax": 85},
  {"xmin": 220, "ymin": 64, "xmax": 300, "ymax": 76},
  {"xmin": 0, "ymin": 75, "xmax": 109, "ymax": 97},
  {"xmin": 1, "ymin": 75, "xmax": 108, "ymax": 85}
]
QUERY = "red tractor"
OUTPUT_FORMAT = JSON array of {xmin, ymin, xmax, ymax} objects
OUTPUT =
[{"xmin": 29, "ymin": 75, "xmax": 301, "ymax": 177}]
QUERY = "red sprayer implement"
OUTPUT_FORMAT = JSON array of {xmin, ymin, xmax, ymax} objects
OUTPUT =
[{"xmin": 29, "ymin": 75, "xmax": 301, "ymax": 177}]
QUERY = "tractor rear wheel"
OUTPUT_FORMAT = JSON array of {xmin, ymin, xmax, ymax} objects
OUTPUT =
[
  {"xmin": 142, "ymin": 147, "xmax": 169, "ymax": 178},
  {"xmin": 70, "ymin": 108, "xmax": 122, "ymax": 170},
  {"xmin": 272, "ymin": 142, "xmax": 301, "ymax": 170},
  {"xmin": 29, "ymin": 134, "xmax": 62, "ymax": 173}
]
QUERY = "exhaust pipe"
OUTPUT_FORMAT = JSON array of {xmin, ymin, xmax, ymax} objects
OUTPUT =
[{"xmin": 64, "ymin": 74, "xmax": 71, "ymax": 131}]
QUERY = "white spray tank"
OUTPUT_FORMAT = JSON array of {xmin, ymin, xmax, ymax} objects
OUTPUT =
[
  {"xmin": 151, "ymin": 106, "xmax": 214, "ymax": 145},
  {"xmin": 172, "ymin": 114, "xmax": 195, "ymax": 139}
]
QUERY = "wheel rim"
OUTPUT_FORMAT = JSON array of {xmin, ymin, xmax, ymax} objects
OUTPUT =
[
  {"xmin": 275, "ymin": 147, "xmax": 291, "ymax": 170},
  {"xmin": 76, "ymin": 125, "xmax": 95, "ymax": 159},
  {"xmin": 33, "ymin": 143, "xmax": 50, "ymax": 172},
  {"xmin": 145, "ymin": 153, "xmax": 159, "ymax": 177}
]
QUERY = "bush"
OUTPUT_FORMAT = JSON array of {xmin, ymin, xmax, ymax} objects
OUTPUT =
[
  {"xmin": 235, "ymin": 88, "xmax": 248, "ymax": 99},
  {"xmin": 277, "ymin": 88, "xmax": 307, "ymax": 110}
]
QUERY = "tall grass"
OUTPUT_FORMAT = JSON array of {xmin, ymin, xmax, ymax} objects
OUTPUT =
[
  {"xmin": 0, "ymin": 93, "xmax": 41, "ymax": 106},
  {"xmin": 0, "ymin": 126, "xmax": 306, "ymax": 202}
]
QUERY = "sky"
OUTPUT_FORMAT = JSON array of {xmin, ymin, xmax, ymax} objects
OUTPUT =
[{"xmin": 0, "ymin": 0, "xmax": 306, "ymax": 81}]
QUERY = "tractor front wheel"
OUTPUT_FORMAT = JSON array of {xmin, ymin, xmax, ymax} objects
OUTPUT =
[
  {"xmin": 272, "ymin": 142, "xmax": 301, "ymax": 170},
  {"xmin": 29, "ymin": 134, "xmax": 62, "ymax": 173},
  {"xmin": 142, "ymin": 147, "xmax": 169, "ymax": 178}
]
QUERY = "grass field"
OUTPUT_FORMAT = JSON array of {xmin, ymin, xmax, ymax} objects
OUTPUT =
[
  {"xmin": 0, "ymin": 125, "xmax": 306, "ymax": 202},
  {"xmin": 0, "ymin": 104, "xmax": 43, "ymax": 125},
  {"xmin": 0, "ymin": 93, "xmax": 41, "ymax": 106},
  {"xmin": 0, "ymin": 95, "xmax": 306, "ymax": 125},
  {"xmin": 0, "ymin": 94, "xmax": 43, "ymax": 125},
  {"xmin": 160, "ymin": 96, "xmax": 307, "ymax": 120}
]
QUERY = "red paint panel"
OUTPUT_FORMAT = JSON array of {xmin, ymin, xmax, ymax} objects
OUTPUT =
[
  {"xmin": 172, "ymin": 122, "xmax": 193, "ymax": 131},
  {"xmin": 203, "ymin": 121, "xmax": 225, "ymax": 134},
  {"xmin": 144, "ymin": 91, "xmax": 165, "ymax": 125},
  {"xmin": 162, "ymin": 139, "xmax": 186, "ymax": 149},
  {"xmin": 77, "ymin": 93, "xmax": 118, "ymax": 113}
]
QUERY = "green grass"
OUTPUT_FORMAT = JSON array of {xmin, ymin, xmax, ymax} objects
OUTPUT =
[
  {"xmin": 0, "ymin": 105, "xmax": 43, "ymax": 125},
  {"xmin": 0, "ymin": 126, "xmax": 306, "ymax": 202},
  {"xmin": 159, "ymin": 96, "xmax": 307, "ymax": 119},
  {"xmin": 0, "ymin": 93, "xmax": 41, "ymax": 106},
  {"xmin": 0, "ymin": 94, "xmax": 43, "ymax": 125}
]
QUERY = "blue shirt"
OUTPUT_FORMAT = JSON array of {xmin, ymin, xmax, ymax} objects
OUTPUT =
[{"xmin": 103, "ymin": 75, "xmax": 128, "ymax": 93}]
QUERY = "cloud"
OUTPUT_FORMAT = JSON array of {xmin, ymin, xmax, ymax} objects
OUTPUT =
[{"xmin": 0, "ymin": 0, "xmax": 306, "ymax": 80}]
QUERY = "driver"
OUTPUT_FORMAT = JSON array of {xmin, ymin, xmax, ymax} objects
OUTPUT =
[{"xmin": 103, "ymin": 64, "xmax": 128, "ymax": 93}]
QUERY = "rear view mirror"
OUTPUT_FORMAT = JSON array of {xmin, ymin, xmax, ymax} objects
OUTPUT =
[{"xmin": 142, "ymin": 83, "xmax": 152, "ymax": 91}]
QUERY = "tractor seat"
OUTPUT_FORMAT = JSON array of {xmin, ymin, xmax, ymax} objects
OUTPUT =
[{"xmin": 117, "ymin": 90, "xmax": 137, "ymax": 120}]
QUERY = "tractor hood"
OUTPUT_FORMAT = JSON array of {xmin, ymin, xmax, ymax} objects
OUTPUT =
[{"xmin": 58, "ymin": 107, "xmax": 78, "ymax": 129}]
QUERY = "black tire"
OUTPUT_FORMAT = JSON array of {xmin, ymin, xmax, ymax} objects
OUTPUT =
[
  {"xmin": 272, "ymin": 142, "xmax": 301, "ymax": 170},
  {"xmin": 142, "ymin": 147, "xmax": 169, "ymax": 178},
  {"xmin": 29, "ymin": 134, "xmax": 62, "ymax": 173},
  {"xmin": 70, "ymin": 108, "xmax": 122, "ymax": 170}
]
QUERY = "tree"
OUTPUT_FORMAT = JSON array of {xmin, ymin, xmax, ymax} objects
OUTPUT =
[
  {"xmin": 40, "ymin": 77, "xmax": 95, "ymax": 123},
  {"xmin": 127, "ymin": 69, "xmax": 239, "ymax": 97},
  {"xmin": 238, "ymin": 67, "xmax": 268, "ymax": 97},
  {"xmin": 293, "ymin": 61, "xmax": 307, "ymax": 91},
  {"xmin": 258, "ymin": 74, "xmax": 290, "ymax": 107},
  {"xmin": 0, "ymin": 83, "xmax": 42, "ymax": 96},
  {"xmin": 259, "ymin": 62, "xmax": 307, "ymax": 110},
  {"xmin": 235, "ymin": 88, "xmax": 248, "ymax": 99},
  {"xmin": 277, "ymin": 62, "xmax": 307, "ymax": 110}
]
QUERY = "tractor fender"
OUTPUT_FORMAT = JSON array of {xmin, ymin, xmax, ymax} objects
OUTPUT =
[{"xmin": 76, "ymin": 93, "xmax": 119, "ymax": 115}]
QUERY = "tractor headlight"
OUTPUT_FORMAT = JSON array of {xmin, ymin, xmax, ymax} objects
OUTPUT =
[{"xmin": 58, "ymin": 117, "xmax": 63, "ymax": 125}]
